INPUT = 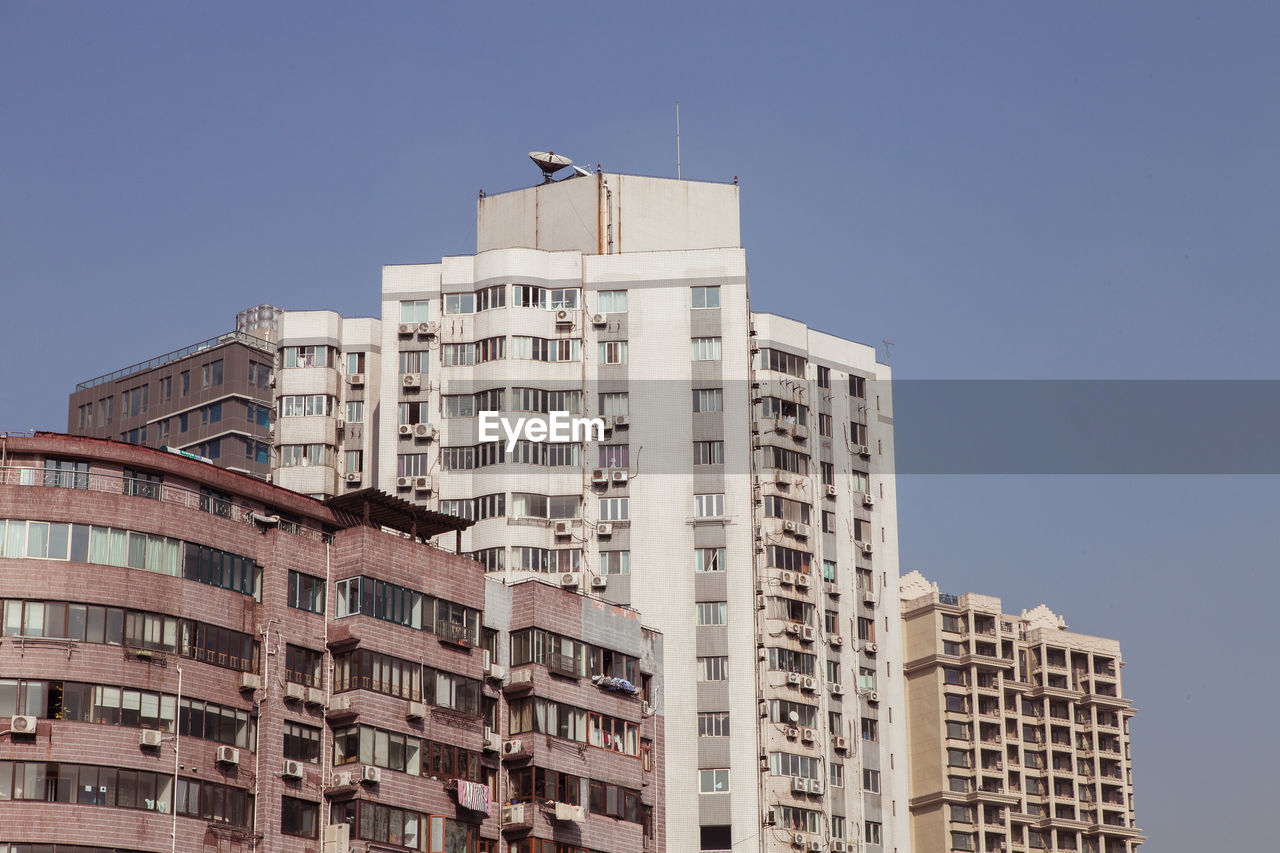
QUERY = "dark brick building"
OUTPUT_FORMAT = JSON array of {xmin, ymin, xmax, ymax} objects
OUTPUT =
[{"xmin": 0, "ymin": 433, "xmax": 662, "ymax": 853}]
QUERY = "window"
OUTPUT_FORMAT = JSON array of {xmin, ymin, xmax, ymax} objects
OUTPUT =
[
  {"xmin": 947, "ymin": 748, "xmax": 972, "ymax": 768},
  {"xmin": 511, "ymin": 335, "xmax": 581, "ymax": 362},
  {"xmin": 824, "ymin": 609, "xmax": 838, "ymax": 634},
  {"xmin": 944, "ymin": 667, "xmax": 967, "ymax": 686},
  {"xmin": 599, "ymin": 444, "xmax": 629, "ymax": 468},
  {"xmin": 399, "ymin": 300, "xmax": 430, "ymax": 322},
  {"xmin": 760, "ymin": 347, "xmax": 806, "ymax": 378},
  {"xmin": 858, "ymin": 667, "xmax": 876, "ymax": 690},
  {"xmin": 699, "ymin": 768, "xmax": 730, "ymax": 793},
  {"xmin": 697, "ymin": 656, "xmax": 728, "ymax": 681},
  {"xmin": 830, "ymin": 763, "xmax": 844, "ymax": 788},
  {"xmin": 865, "ymin": 821, "xmax": 882, "ymax": 845},
  {"xmin": 599, "ymin": 497, "xmax": 629, "ymax": 521},
  {"xmin": 285, "ymin": 645, "xmax": 324, "ymax": 687},
  {"xmin": 695, "ymin": 547, "xmax": 725, "ymax": 572},
  {"xmin": 951, "ymin": 832, "xmax": 976, "ymax": 852},
  {"xmin": 863, "ymin": 768, "xmax": 880, "ymax": 793},
  {"xmin": 817, "ymin": 365, "xmax": 830, "ymax": 388},
  {"xmin": 945, "ymin": 693, "xmax": 969, "ymax": 713},
  {"xmin": 444, "ymin": 293, "xmax": 475, "ymax": 314},
  {"xmin": 694, "ymin": 493, "xmax": 725, "ymax": 518},
  {"xmin": 278, "ymin": 395, "xmax": 333, "ymax": 418},
  {"xmin": 947, "ymin": 721, "xmax": 972, "ymax": 740},
  {"xmin": 857, "ymin": 616, "xmax": 875, "ymax": 641},
  {"xmin": 287, "ymin": 571, "xmax": 325, "ymax": 614},
  {"xmin": 281, "ymin": 796, "xmax": 318, "ymax": 837},
  {"xmin": 180, "ymin": 370, "xmax": 190, "ymax": 396},
  {"xmin": 850, "ymin": 375, "xmax": 866, "ymax": 397},
  {"xmin": 597, "ymin": 290, "xmax": 627, "ymax": 313},
  {"xmin": 763, "ymin": 495, "xmax": 811, "ymax": 524},
  {"xmin": 178, "ymin": 412, "xmax": 188, "ymax": 433},
  {"xmin": 345, "ymin": 400, "xmax": 364, "ymax": 423},
  {"xmin": 693, "ymin": 440, "xmax": 724, "ymax": 465},
  {"xmin": 762, "ymin": 445, "xmax": 808, "ymax": 475},
  {"xmin": 346, "ymin": 352, "xmax": 365, "ymax": 374},
  {"xmin": 693, "ymin": 388, "xmax": 723, "ymax": 412},
  {"xmin": 599, "ymin": 341, "xmax": 628, "ymax": 365},
  {"xmin": 698, "ymin": 711, "xmax": 730, "ymax": 737},
  {"xmin": 701, "ymin": 825, "xmax": 732, "ymax": 852},
  {"xmin": 691, "ymin": 286, "xmax": 721, "ymax": 308},
  {"xmin": 766, "ymin": 545, "xmax": 810, "ymax": 574},
  {"xmin": 600, "ymin": 551, "xmax": 630, "ymax": 575},
  {"xmin": 397, "ymin": 453, "xmax": 430, "ymax": 477},
  {"xmin": 201, "ymin": 359, "xmax": 223, "ymax": 388},
  {"xmin": 861, "ymin": 717, "xmax": 878, "ymax": 742},
  {"xmin": 277, "ymin": 444, "xmax": 334, "ymax": 468},
  {"xmin": 942, "ymin": 613, "xmax": 965, "ymax": 633},
  {"xmin": 399, "ymin": 350, "xmax": 427, "ymax": 374},
  {"xmin": 822, "ymin": 559, "xmax": 838, "ymax": 582},
  {"xmin": 691, "ymin": 337, "xmax": 722, "ymax": 360},
  {"xmin": 832, "ymin": 816, "xmax": 846, "ymax": 840},
  {"xmin": 598, "ymin": 392, "xmax": 629, "ymax": 416},
  {"xmin": 43, "ymin": 458, "xmax": 90, "ymax": 490},
  {"xmin": 696, "ymin": 602, "xmax": 728, "ymax": 626},
  {"xmin": 283, "ymin": 722, "xmax": 321, "ymax": 763}
]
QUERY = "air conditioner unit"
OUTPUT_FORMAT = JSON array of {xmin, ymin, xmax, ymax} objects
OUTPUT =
[
  {"xmin": 642, "ymin": 701, "xmax": 655, "ymax": 716},
  {"xmin": 792, "ymin": 776, "xmax": 809, "ymax": 794},
  {"xmin": 345, "ymin": 472, "xmax": 361, "ymax": 483},
  {"xmin": 283, "ymin": 682, "xmax": 306, "ymax": 702},
  {"xmin": 407, "ymin": 701, "xmax": 426, "ymax": 720},
  {"xmin": 555, "ymin": 309, "xmax": 572, "ymax": 325},
  {"xmin": 335, "ymin": 418, "xmax": 346, "ymax": 431},
  {"xmin": 413, "ymin": 476, "xmax": 433, "ymax": 493},
  {"xmin": 826, "ymin": 485, "xmax": 838, "ymax": 497},
  {"xmin": 801, "ymin": 676, "xmax": 817, "ymax": 692},
  {"xmin": 786, "ymin": 623, "xmax": 802, "ymax": 637},
  {"xmin": 305, "ymin": 687, "xmax": 326, "ymax": 706},
  {"xmin": 863, "ymin": 492, "xmax": 874, "ymax": 507},
  {"xmin": 348, "ymin": 372, "xmax": 364, "ymax": 386},
  {"xmin": 282, "ymin": 759, "xmax": 304, "ymax": 780},
  {"xmin": 554, "ymin": 521, "xmax": 572, "ymax": 537},
  {"xmin": 611, "ymin": 470, "xmax": 628, "ymax": 484},
  {"xmin": 139, "ymin": 729, "xmax": 163, "ymax": 747},
  {"xmin": 613, "ymin": 414, "xmax": 629, "ymax": 428},
  {"xmin": 795, "ymin": 523, "xmax": 810, "ymax": 539},
  {"xmin": 833, "ymin": 842, "xmax": 847, "ymax": 853},
  {"xmin": 590, "ymin": 576, "xmax": 608, "ymax": 589},
  {"xmin": 865, "ymin": 642, "xmax": 879, "ymax": 654},
  {"xmin": 239, "ymin": 672, "xmax": 261, "ymax": 692},
  {"xmin": 833, "ymin": 735, "xmax": 849, "ymax": 752},
  {"xmin": 779, "ymin": 570, "xmax": 795, "ymax": 586},
  {"xmin": 402, "ymin": 373, "xmax": 420, "ymax": 388},
  {"xmin": 800, "ymin": 727, "xmax": 816, "ymax": 743},
  {"xmin": 862, "ymin": 541, "xmax": 874, "ymax": 555},
  {"xmin": 560, "ymin": 572, "xmax": 581, "ymax": 588},
  {"xmin": 795, "ymin": 573, "xmax": 812, "ymax": 589},
  {"xmin": 503, "ymin": 739, "xmax": 524, "ymax": 755},
  {"xmin": 591, "ymin": 313, "xmax": 607, "ymax": 326},
  {"xmin": 398, "ymin": 424, "xmax": 413, "ymax": 436},
  {"xmin": 398, "ymin": 323, "xmax": 415, "ymax": 335},
  {"xmin": 396, "ymin": 476, "xmax": 412, "ymax": 489},
  {"xmin": 863, "ymin": 590, "xmax": 878, "ymax": 604},
  {"xmin": 596, "ymin": 523, "xmax": 613, "ymax": 537},
  {"xmin": 809, "ymin": 840, "xmax": 824, "ymax": 851},
  {"xmin": 801, "ymin": 626, "xmax": 817, "ymax": 643},
  {"xmin": 784, "ymin": 726, "xmax": 799, "ymax": 739},
  {"xmin": 418, "ymin": 321, "xmax": 438, "ymax": 337},
  {"xmin": 786, "ymin": 672, "xmax": 802, "ymax": 685},
  {"xmin": 483, "ymin": 728, "xmax": 501, "ymax": 752},
  {"xmin": 413, "ymin": 422, "xmax": 430, "ymax": 438},
  {"xmin": 792, "ymin": 833, "xmax": 805, "ymax": 848},
  {"xmin": 216, "ymin": 746, "xmax": 240, "ymax": 766},
  {"xmin": 591, "ymin": 468, "xmax": 609, "ymax": 485},
  {"xmin": 868, "ymin": 691, "xmax": 880, "ymax": 703},
  {"xmin": 328, "ymin": 695, "xmax": 354, "ymax": 713},
  {"xmin": 783, "ymin": 520, "xmax": 797, "ymax": 533},
  {"xmin": 808, "ymin": 779, "xmax": 826, "ymax": 795},
  {"xmin": 357, "ymin": 765, "xmax": 381, "ymax": 784},
  {"xmin": 857, "ymin": 444, "xmax": 871, "ymax": 457},
  {"xmin": 830, "ymin": 634, "xmax": 844, "ymax": 647}
]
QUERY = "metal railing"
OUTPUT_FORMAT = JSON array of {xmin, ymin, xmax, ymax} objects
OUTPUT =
[
  {"xmin": 0, "ymin": 465, "xmax": 332, "ymax": 544},
  {"xmin": 75, "ymin": 331, "xmax": 274, "ymax": 391},
  {"xmin": 939, "ymin": 593, "xmax": 960, "ymax": 605}
]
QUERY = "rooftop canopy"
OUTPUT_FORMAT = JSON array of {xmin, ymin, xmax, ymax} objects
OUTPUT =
[{"xmin": 325, "ymin": 488, "xmax": 473, "ymax": 540}]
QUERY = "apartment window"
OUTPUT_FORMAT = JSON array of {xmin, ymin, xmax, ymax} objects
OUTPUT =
[
  {"xmin": 945, "ymin": 693, "xmax": 969, "ymax": 713},
  {"xmin": 763, "ymin": 495, "xmax": 811, "ymax": 524},
  {"xmin": 695, "ymin": 547, "xmax": 725, "ymax": 572},
  {"xmin": 511, "ymin": 335, "xmax": 581, "ymax": 362},
  {"xmin": 597, "ymin": 290, "xmax": 627, "ymax": 313},
  {"xmin": 832, "ymin": 816, "xmax": 846, "ymax": 840},
  {"xmin": 599, "ymin": 444, "xmax": 629, "ymax": 468},
  {"xmin": 698, "ymin": 656, "xmax": 729, "ymax": 681},
  {"xmin": 280, "ymin": 796, "xmax": 319, "ymax": 838},
  {"xmin": 43, "ymin": 458, "xmax": 91, "ymax": 490},
  {"xmin": 444, "ymin": 293, "xmax": 476, "ymax": 314},
  {"xmin": 858, "ymin": 667, "xmax": 876, "ymax": 690},
  {"xmin": 344, "ymin": 450, "xmax": 362, "ymax": 475},
  {"xmin": 947, "ymin": 721, "xmax": 971, "ymax": 740},
  {"xmin": 830, "ymin": 763, "xmax": 844, "ymax": 788},
  {"xmin": 248, "ymin": 360, "xmax": 271, "ymax": 388},
  {"xmin": 947, "ymin": 748, "xmax": 972, "ymax": 768},
  {"xmin": 399, "ymin": 350, "xmax": 427, "ymax": 374},
  {"xmin": 951, "ymin": 833, "xmax": 976, "ymax": 852},
  {"xmin": 122, "ymin": 385, "xmax": 148, "ymax": 417},
  {"xmin": 278, "ymin": 395, "xmax": 333, "ymax": 418},
  {"xmin": 548, "ymin": 288, "xmax": 579, "ymax": 309},
  {"xmin": 766, "ymin": 545, "xmax": 810, "ymax": 574},
  {"xmin": 277, "ymin": 444, "xmax": 333, "ymax": 468},
  {"xmin": 849, "ymin": 421, "xmax": 868, "ymax": 444},
  {"xmin": 861, "ymin": 717, "xmax": 878, "ymax": 742},
  {"xmin": 345, "ymin": 400, "xmax": 364, "ymax": 423},
  {"xmin": 822, "ymin": 559, "xmax": 838, "ymax": 582},
  {"xmin": 693, "ymin": 387, "xmax": 723, "ymax": 412},
  {"xmin": 816, "ymin": 365, "xmax": 830, "ymax": 388},
  {"xmin": 600, "ymin": 551, "xmax": 630, "ymax": 575},
  {"xmin": 346, "ymin": 352, "xmax": 365, "ymax": 374},
  {"xmin": 824, "ymin": 609, "xmax": 838, "ymax": 633},
  {"xmin": 180, "ymin": 370, "xmax": 190, "ymax": 396},
  {"xmin": 818, "ymin": 413, "xmax": 832, "ymax": 437},
  {"xmin": 599, "ymin": 341, "xmax": 628, "ymax": 365},
  {"xmin": 942, "ymin": 613, "xmax": 965, "ymax": 633},
  {"xmin": 864, "ymin": 821, "xmax": 882, "ymax": 845},
  {"xmin": 178, "ymin": 413, "xmax": 188, "ymax": 433},
  {"xmin": 822, "ymin": 511, "xmax": 836, "ymax": 534},
  {"xmin": 820, "ymin": 461, "xmax": 834, "ymax": 486},
  {"xmin": 598, "ymin": 392, "xmax": 629, "ymax": 416},
  {"xmin": 691, "ymin": 286, "xmax": 721, "ymax": 308},
  {"xmin": 285, "ymin": 645, "xmax": 324, "ymax": 687},
  {"xmin": 201, "ymin": 359, "xmax": 223, "ymax": 388},
  {"xmin": 852, "ymin": 470, "xmax": 869, "ymax": 493},
  {"xmin": 944, "ymin": 667, "xmax": 967, "ymax": 686},
  {"xmin": 696, "ymin": 602, "xmax": 728, "ymax": 626},
  {"xmin": 948, "ymin": 775, "xmax": 971, "ymax": 793},
  {"xmin": 863, "ymin": 768, "xmax": 880, "ymax": 793},
  {"xmin": 698, "ymin": 711, "xmax": 730, "ymax": 737},
  {"xmin": 825, "ymin": 659, "xmax": 841, "ymax": 683},
  {"xmin": 699, "ymin": 768, "xmax": 730, "ymax": 793},
  {"xmin": 691, "ymin": 337, "xmax": 722, "ymax": 361},
  {"xmin": 397, "ymin": 453, "xmax": 429, "ymax": 477},
  {"xmin": 399, "ymin": 300, "xmax": 430, "ymax": 322},
  {"xmin": 760, "ymin": 347, "xmax": 807, "ymax": 378},
  {"xmin": 283, "ymin": 722, "xmax": 321, "ymax": 763},
  {"xmin": 701, "ymin": 826, "xmax": 732, "ymax": 852},
  {"xmin": 857, "ymin": 616, "xmax": 874, "ymax": 641},
  {"xmin": 599, "ymin": 497, "xmax": 629, "ymax": 521},
  {"xmin": 694, "ymin": 493, "xmax": 725, "ymax": 518},
  {"xmin": 193, "ymin": 439, "xmax": 221, "ymax": 461},
  {"xmin": 760, "ymin": 396, "xmax": 807, "ymax": 425},
  {"xmin": 693, "ymin": 440, "xmax": 724, "ymax": 465},
  {"xmin": 471, "ymin": 547, "xmax": 504, "ymax": 572},
  {"xmin": 850, "ymin": 375, "xmax": 866, "ymax": 397},
  {"xmin": 287, "ymin": 570, "xmax": 325, "ymax": 614}
]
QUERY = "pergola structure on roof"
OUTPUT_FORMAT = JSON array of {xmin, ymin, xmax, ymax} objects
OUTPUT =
[{"xmin": 325, "ymin": 488, "xmax": 473, "ymax": 553}]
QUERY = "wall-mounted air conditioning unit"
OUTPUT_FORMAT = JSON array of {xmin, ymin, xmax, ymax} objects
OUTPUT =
[
  {"xmin": 335, "ymin": 418, "xmax": 346, "ymax": 431},
  {"xmin": 783, "ymin": 520, "xmax": 797, "ymax": 533},
  {"xmin": 794, "ymin": 523, "xmax": 810, "ymax": 539},
  {"xmin": 407, "ymin": 701, "xmax": 426, "ymax": 720},
  {"xmin": 801, "ymin": 677, "xmax": 817, "ymax": 692},
  {"xmin": 345, "ymin": 472, "xmax": 361, "ymax": 483},
  {"xmin": 863, "ymin": 492, "xmax": 874, "ymax": 507},
  {"xmin": 785, "ymin": 623, "xmax": 802, "ymax": 637},
  {"xmin": 786, "ymin": 672, "xmax": 802, "ymax": 685},
  {"xmin": 554, "ymin": 521, "xmax": 572, "ymax": 537},
  {"xmin": 791, "ymin": 832, "xmax": 805, "ymax": 848},
  {"xmin": 779, "ymin": 571, "xmax": 795, "ymax": 586},
  {"xmin": 332, "ymin": 772, "xmax": 354, "ymax": 787},
  {"xmin": 795, "ymin": 573, "xmax": 811, "ymax": 589},
  {"xmin": 868, "ymin": 691, "xmax": 880, "ymax": 704},
  {"xmin": 590, "ymin": 576, "xmax": 608, "ymax": 589},
  {"xmin": 613, "ymin": 414, "xmax": 629, "ymax": 428},
  {"xmin": 413, "ymin": 476, "xmax": 433, "ymax": 493},
  {"xmin": 413, "ymin": 422, "xmax": 433, "ymax": 439},
  {"xmin": 830, "ymin": 683, "xmax": 845, "ymax": 697},
  {"xmin": 305, "ymin": 687, "xmax": 325, "ymax": 706},
  {"xmin": 591, "ymin": 468, "xmax": 609, "ymax": 485},
  {"xmin": 591, "ymin": 313, "xmax": 607, "ymax": 326},
  {"xmin": 801, "ymin": 626, "xmax": 817, "ymax": 643},
  {"xmin": 283, "ymin": 682, "xmax": 306, "ymax": 702},
  {"xmin": 216, "ymin": 746, "xmax": 240, "ymax": 766},
  {"xmin": 239, "ymin": 672, "xmax": 261, "ymax": 692},
  {"xmin": 282, "ymin": 759, "xmax": 304, "ymax": 780},
  {"xmin": 359, "ymin": 765, "xmax": 381, "ymax": 784},
  {"xmin": 826, "ymin": 485, "xmax": 838, "ymax": 498},
  {"xmin": 784, "ymin": 726, "xmax": 799, "ymax": 739},
  {"xmin": 348, "ymin": 373, "xmax": 364, "ymax": 386},
  {"xmin": 808, "ymin": 779, "xmax": 826, "ymax": 796},
  {"xmin": 862, "ymin": 541, "xmax": 874, "ymax": 555},
  {"xmin": 555, "ymin": 309, "xmax": 573, "ymax": 326},
  {"xmin": 830, "ymin": 634, "xmax": 843, "ymax": 647},
  {"xmin": 596, "ymin": 523, "xmax": 613, "ymax": 537},
  {"xmin": 503, "ymin": 739, "xmax": 525, "ymax": 756},
  {"xmin": 611, "ymin": 470, "xmax": 628, "ymax": 484},
  {"xmin": 483, "ymin": 728, "xmax": 501, "ymax": 752},
  {"xmin": 800, "ymin": 727, "xmax": 816, "ymax": 743},
  {"xmin": 865, "ymin": 642, "xmax": 879, "ymax": 654},
  {"xmin": 398, "ymin": 424, "xmax": 413, "ymax": 436},
  {"xmin": 139, "ymin": 729, "xmax": 163, "ymax": 747},
  {"xmin": 402, "ymin": 373, "xmax": 420, "ymax": 388},
  {"xmin": 560, "ymin": 572, "xmax": 581, "ymax": 588},
  {"xmin": 863, "ymin": 590, "xmax": 877, "ymax": 604},
  {"xmin": 398, "ymin": 323, "xmax": 415, "ymax": 335},
  {"xmin": 418, "ymin": 321, "xmax": 437, "ymax": 337},
  {"xmin": 396, "ymin": 476, "xmax": 412, "ymax": 489},
  {"xmin": 857, "ymin": 444, "xmax": 871, "ymax": 457},
  {"xmin": 834, "ymin": 735, "xmax": 850, "ymax": 753},
  {"xmin": 791, "ymin": 776, "xmax": 809, "ymax": 794}
]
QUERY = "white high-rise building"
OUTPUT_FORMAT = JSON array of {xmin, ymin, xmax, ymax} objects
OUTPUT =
[{"xmin": 274, "ymin": 167, "xmax": 907, "ymax": 853}]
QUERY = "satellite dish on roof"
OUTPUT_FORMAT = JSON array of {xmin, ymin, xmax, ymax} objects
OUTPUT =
[{"xmin": 529, "ymin": 151, "xmax": 573, "ymax": 183}]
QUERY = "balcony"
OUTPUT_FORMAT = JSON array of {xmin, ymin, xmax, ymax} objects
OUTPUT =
[
  {"xmin": 546, "ymin": 651, "xmax": 581, "ymax": 679},
  {"xmin": 436, "ymin": 620, "xmax": 474, "ymax": 648}
]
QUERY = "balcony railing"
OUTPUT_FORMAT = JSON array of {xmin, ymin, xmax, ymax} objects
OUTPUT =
[{"xmin": 546, "ymin": 651, "xmax": 581, "ymax": 678}]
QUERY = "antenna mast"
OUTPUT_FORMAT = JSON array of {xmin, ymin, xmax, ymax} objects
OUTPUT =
[{"xmin": 676, "ymin": 102, "xmax": 681, "ymax": 180}]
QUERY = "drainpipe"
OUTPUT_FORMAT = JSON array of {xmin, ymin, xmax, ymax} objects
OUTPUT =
[{"xmin": 171, "ymin": 666, "xmax": 182, "ymax": 853}]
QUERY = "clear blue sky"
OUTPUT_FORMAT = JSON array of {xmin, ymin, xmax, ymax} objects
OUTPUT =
[{"xmin": 3, "ymin": 2, "xmax": 1275, "ymax": 847}]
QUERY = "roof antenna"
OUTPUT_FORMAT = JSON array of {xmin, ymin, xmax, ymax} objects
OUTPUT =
[
  {"xmin": 529, "ymin": 151, "xmax": 573, "ymax": 183},
  {"xmin": 676, "ymin": 102, "xmax": 682, "ymax": 180}
]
